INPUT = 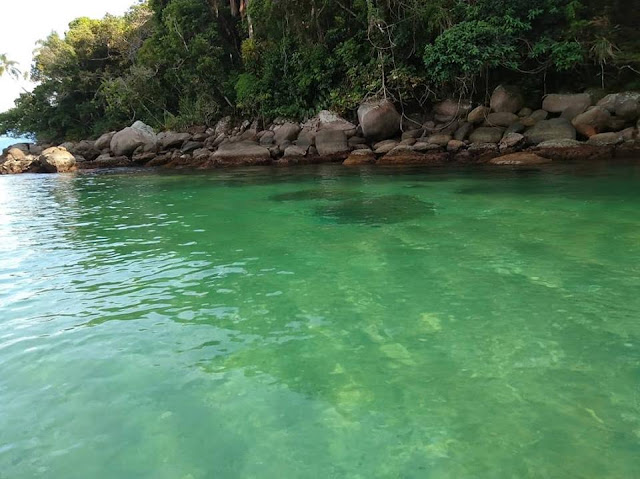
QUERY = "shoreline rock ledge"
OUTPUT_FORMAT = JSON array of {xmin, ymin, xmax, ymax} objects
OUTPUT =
[{"xmin": 2, "ymin": 87, "xmax": 640, "ymax": 175}]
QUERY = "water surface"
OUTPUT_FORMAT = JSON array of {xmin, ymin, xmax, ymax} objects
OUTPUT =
[{"xmin": 1, "ymin": 163, "xmax": 639, "ymax": 478}]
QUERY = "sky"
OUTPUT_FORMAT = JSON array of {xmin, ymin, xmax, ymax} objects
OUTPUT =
[{"xmin": 0, "ymin": 0, "xmax": 136, "ymax": 113}]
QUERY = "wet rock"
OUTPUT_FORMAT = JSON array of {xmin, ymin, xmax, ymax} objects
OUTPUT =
[
  {"xmin": 413, "ymin": 142, "xmax": 442, "ymax": 152},
  {"xmin": 374, "ymin": 140, "xmax": 399, "ymax": 154},
  {"xmin": 486, "ymin": 112, "xmax": 519, "ymax": 127},
  {"xmin": 315, "ymin": 129, "xmax": 349, "ymax": 158},
  {"xmin": 490, "ymin": 85, "xmax": 524, "ymax": 113},
  {"xmin": 572, "ymin": 106, "xmax": 611, "ymax": 137},
  {"xmin": 78, "ymin": 154, "xmax": 132, "ymax": 169},
  {"xmin": 467, "ymin": 105, "xmax": 490, "ymax": 124},
  {"xmin": 212, "ymin": 141, "xmax": 272, "ymax": 166},
  {"xmin": 315, "ymin": 194, "xmax": 435, "ymax": 225},
  {"xmin": 586, "ymin": 132, "xmax": 623, "ymax": 145},
  {"xmin": 453, "ymin": 122, "xmax": 473, "ymax": 141},
  {"xmin": 378, "ymin": 150, "xmax": 448, "ymax": 165},
  {"xmin": 499, "ymin": 133, "xmax": 525, "ymax": 150},
  {"xmin": 542, "ymin": 93, "xmax": 591, "ymax": 114},
  {"xmin": 283, "ymin": 145, "xmax": 308, "ymax": 158},
  {"xmin": 344, "ymin": 149, "xmax": 376, "ymax": 166},
  {"xmin": 358, "ymin": 99, "xmax": 401, "ymax": 141},
  {"xmin": 426, "ymin": 133, "xmax": 452, "ymax": 146},
  {"xmin": 534, "ymin": 139, "xmax": 611, "ymax": 161},
  {"xmin": 524, "ymin": 118, "xmax": 576, "ymax": 144},
  {"xmin": 446, "ymin": 140, "xmax": 465, "ymax": 152},
  {"xmin": 489, "ymin": 152, "xmax": 551, "ymax": 165},
  {"xmin": 469, "ymin": 127, "xmax": 504, "ymax": 144}
]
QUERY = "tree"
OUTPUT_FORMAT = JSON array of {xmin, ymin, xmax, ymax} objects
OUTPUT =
[{"xmin": 0, "ymin": 53, "xmax": 21, "ymax": 80}]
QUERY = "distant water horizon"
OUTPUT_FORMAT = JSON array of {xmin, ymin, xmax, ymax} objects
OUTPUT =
[{"xmin": 0, "ymin": 135, "xmax": 33, "ymax": 151}]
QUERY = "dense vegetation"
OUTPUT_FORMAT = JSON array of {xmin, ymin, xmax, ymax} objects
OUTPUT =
[{"xmin": 1, "ymin": 0, "xmax": 638, "ymax": 142}]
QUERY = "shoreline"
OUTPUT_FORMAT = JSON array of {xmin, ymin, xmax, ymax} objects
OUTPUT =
[{"xmin": 3, "ymin": 88, "xmax": 640, "ymax": 175}]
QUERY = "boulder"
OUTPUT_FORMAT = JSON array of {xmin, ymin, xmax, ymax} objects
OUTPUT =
[
  {"xmin": 158, "ymin": 131, "xmax": 192, "ymax": 150},
  {"xmin": 586, "ymin": 132, "xmax": 623, "ymax": 146},
  {"xmin": 378, "ymin": 150, "xmax": 448, "ymax": 165},
  {"xmin": 446, "ymin": 140, "xmax": 465, "ymax": 152},
  {"xmin": 486, "ymin": 112, "xmax": 519, "ymax": 127},
  {"xmin": 469, "ymin": 127, "xmax": 504, "ymax": 144},
  {"xmin": 315, "ymin": 129, "xmax": 349, "ymax": 157},
  {"xmin": 524, "ymin": 118, "xmax": 576, "ymax": 144},
  {"xmin": 572, "ymin": 106, "xmax": 611, "ymax": 137},
  {"xmin": 518, "ymin": 107, "xmax": 533, "ymax": 117},
  {"xmin": 39, "ymin": 147, "xmax": 77, "ymax": 173},
  {"xmin": 343, "ymin": 149, "xmax": 376, "ymax": 166},
  {"xmin": 490, "ymin": 152, "xmax": 552, "ymax": 166},
  {"xmin": 0, "ymin": 148, "xmax": 39, "ymax": 174},
  {"xmin": 213, "ymin": 116, "xmax": 233, "ymax": 137},
  {"xmin": 426, "ymin": 133, "xmax": 452, "ymax": 146},
  {"xmin": 316, "ymin": 110, "xmax": 357, "ymax": 132},
  {"xmin": 212, "ymin": 141, "xmax": 272, "ymax": 166},
  {"xmin": 467, "ymin": 105, "xmax": 490, "ymax": 124},
  {"xmin": 615, "ymin": 98, "xmax": 640, "ymax": 121},
  {"xmin": 181, "ymin": 141, "xmax": 204, "ymax": 154},
  {"xmin": 295, "ymin": 129, "xmax": 316, "ymax": 149},
  {"xmin": 499, "ymin": 133, "xmax": 525, "ymax": 150},
  {"xmin": 413, "ymin": 142, "xmax": 442, "ymax": 152},
  {"xmin": 283, "ymin": 145, "xmax": 308, "ymax": 158},
  {"xmin": 71, "ymin": 140, "xmax": 100, "ymax": 161},
  {"xmin": 374, "ymin": 140, "xmax": 399, "ymax": 154},
  {"xmin": 453, "ymin": 122, "xmax": 474, "ymax": 141},
  {"xmin": 259, "ymin": 131, "xmax": 275, "ymax": 146},
  {"xmin": 274, "ymin": 122, "xmax": 301, "ymax": 145},
  {"xmin": 542, "ymin": 93, "xmax": 591, "ymax": 114},
  {"xmin": 597, "ymin": 92, "xmax": 640, "ymax": 113},
  {"xmin": 110, "ymin": 122, "xmax": 157, "ymax": 157},
  {"xmin": 94, "ymin": 131, "xmax": 116, "ymax": 151},
  {"xmin": 433, "ymin": 99, "xmax": 472, "ymax": 121},
  {"xmin": 490, "ymin": 85, "xmax": 524, "ymax": 114},
  {"xmin": 358, "ymin": 99, "xmax": 401, "ymax": 141},
  {"xmin": 534, "ymin": 139, "xmax": 610, "ymax": 161}
]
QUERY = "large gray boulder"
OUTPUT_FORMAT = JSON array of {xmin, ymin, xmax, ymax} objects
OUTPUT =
[
  {"xmin": 158, "ymin": 131, "xmax": 192, "ymax": 150},
  {"xmin": 490, "ymin": 85, "xmax": 524, "ymax": 114},
  {"xmin": 524, "ymin": 118, "xmax": 576, "ymax": 144},
  {"xmin": 542, "ymin": 93, "xmax": 591, "ymax": 114},
  {"xmin": 94, "ymin": 131, "xmax": 116, "ymax": 151},
  {"xmin": 571, "ymin": 106, "xmax": 611, "ymax": 137},
  {"xmin": 39, "ymin": 147, "xmax": 77, "ymax": 173},
  {"xmin": 357, "ymin": 99, "xmax": 401, "ymax": 141},
  {"xmin": 597, "ymin": 92, "xmax": 640, "ymax": 114},
  {"xmin": 212, "ymin": 141, "xmax": 271, "ymax": 166},
  {"xmin": 274, "ymin": 122, "xmax": 301, "ymax": 145},
  {"xmin": 71, "ymin": 140, "xmax": 100, "ymax": 161},
  {"xmin": 315, "ymin": 130, "xmax": 349, "ymax": 157},
  {"xmin": 110, "ymin": 122, "xmax": 157, "ymax": 157}
]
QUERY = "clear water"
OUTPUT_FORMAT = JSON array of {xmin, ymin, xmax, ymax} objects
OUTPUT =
[{"xmin": 1, "ymin": 163, "xmax": 639, "ymax": 478}]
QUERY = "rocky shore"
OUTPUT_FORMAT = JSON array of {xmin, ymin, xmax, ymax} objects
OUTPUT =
[{"xmin": 2, "ymin": 86, "xmax": 640, "ymax": 175}]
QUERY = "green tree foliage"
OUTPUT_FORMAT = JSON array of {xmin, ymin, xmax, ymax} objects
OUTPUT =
[
  {"xmin": 0, "ymin": 54, "xmax": 21, "ymax": 79},
  {"xmin": 0, "ymin": 0, "xmax": 637, "ymax": 141}
]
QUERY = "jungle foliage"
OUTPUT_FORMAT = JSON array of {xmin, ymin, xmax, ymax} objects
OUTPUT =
[{"xmin": 1, "ymin": 0, "xmax": 638, "ymax": 141}]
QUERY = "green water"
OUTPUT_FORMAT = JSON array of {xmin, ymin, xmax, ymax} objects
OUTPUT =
[{"xmin": 1, "ymin": 163, "xmax": 639, "ymax": 478}]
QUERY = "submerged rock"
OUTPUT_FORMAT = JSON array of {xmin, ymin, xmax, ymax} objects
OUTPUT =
[
  {"xmin": 315, "ymin": 194, "xmax": 435, "ymax": 225},
  {"xmin": 489, "ymin": 152, "xmax": 552, "ymax": 165}
]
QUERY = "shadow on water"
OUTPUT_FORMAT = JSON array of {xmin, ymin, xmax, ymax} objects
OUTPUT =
[
  {"xmin": 315, "ymin": 194, "xmax": 436, "ymax": 225},
  {"xmin": 269, "ymin": 189, "xmax": 364, "ymax": 202}
]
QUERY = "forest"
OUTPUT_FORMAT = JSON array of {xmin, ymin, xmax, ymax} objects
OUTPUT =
[{"xmin": 0, "ymin": 0, "xmax": 638, "ymax": 142}]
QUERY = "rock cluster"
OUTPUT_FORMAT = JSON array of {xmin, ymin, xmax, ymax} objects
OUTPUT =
[{"xmin": 3, "ymin": 87, "xmax": 640, "ymax": 174}]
